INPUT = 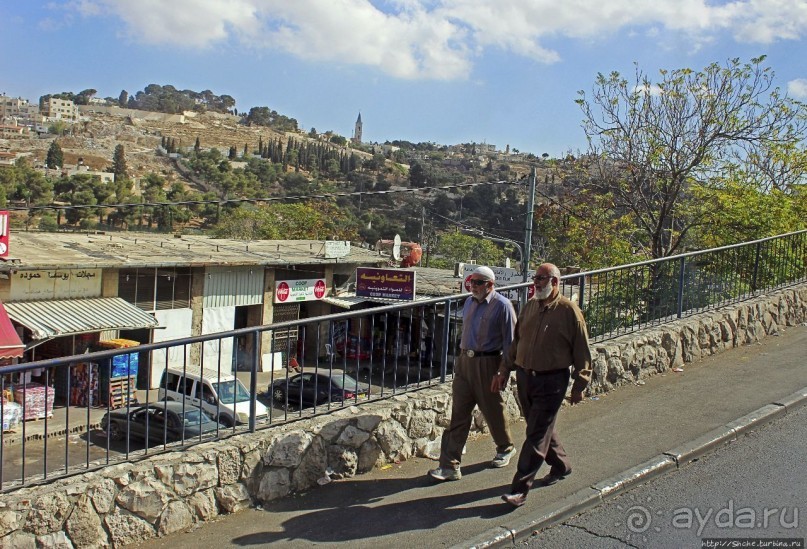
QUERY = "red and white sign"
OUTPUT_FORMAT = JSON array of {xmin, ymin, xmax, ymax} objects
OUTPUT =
[
  {"xmin": 0, "ymin": 210, "xmax": 9, "ymax": 258},
  {"xmin": 274, "ymin": 278, "xmax": 328, "ymax": 303},
  {"xmin": 275, "ymin": 281, "xmax": 291, "ymax": 302}
]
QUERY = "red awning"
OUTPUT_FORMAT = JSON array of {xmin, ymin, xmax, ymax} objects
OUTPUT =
[{"xmin": 0, "ymin": 301, "xmax": 25, "ymax": 360}]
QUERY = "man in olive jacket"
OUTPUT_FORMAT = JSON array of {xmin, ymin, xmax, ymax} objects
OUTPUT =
[{"xmin": 491, "ymin": 262, "xmax": 592, "ymax": 507}]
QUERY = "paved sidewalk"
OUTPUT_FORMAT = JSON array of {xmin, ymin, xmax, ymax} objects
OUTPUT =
[{"xmin": 138, "ymin": 324, "xmax": 807, "ymax": 549}]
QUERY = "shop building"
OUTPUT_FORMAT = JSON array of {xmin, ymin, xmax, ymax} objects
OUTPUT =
[{"xmin": 0, "ymin": 232, "xmax": 387, "ymax": 398}]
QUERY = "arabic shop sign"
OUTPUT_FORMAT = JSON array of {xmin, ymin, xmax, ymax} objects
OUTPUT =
[
  {"xmin": 324, "ymin": 240, "xmax": 350, "ymax": 259},
  {"xmin": 11, "ymin": 269, "xmax": 102, "ymax": 301},
  {"xmin": 274, "ymin": 278, "xmax": 328, "ymax": 303},
  {"xmin": 356, "ymin": 267, "xmax": 416, "ymax": 300}
]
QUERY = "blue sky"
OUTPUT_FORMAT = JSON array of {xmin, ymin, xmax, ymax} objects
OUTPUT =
[{"xmin": 1, "ymin": 1, "xmax": 806, "ymax": 156}]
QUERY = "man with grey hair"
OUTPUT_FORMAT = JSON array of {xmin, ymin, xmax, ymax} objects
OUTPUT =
[
  {"xmin": 492, "ymin": 262, "xmax": 592, "ymax": 507},
  {"xmin": 429, "ymin": 265, "xmax": 518, "ymax": 481}
]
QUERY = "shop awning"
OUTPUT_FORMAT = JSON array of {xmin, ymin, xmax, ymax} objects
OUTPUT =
[
  {"xmin": 0, "ymin": 301, "xmax": 25, "ymax": 359},
  {"xmin": 5, "ymin": 297, "xmax": 159, "ymax": 341}
]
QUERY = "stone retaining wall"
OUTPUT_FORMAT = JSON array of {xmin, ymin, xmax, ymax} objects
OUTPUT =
[{"xmin": 1, "ymin": 286, "xmax": 804, "ymax": 548}]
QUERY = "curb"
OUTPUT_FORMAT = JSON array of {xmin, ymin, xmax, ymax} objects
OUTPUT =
[{"xmin": 461, "ymin": 386, "xmax": 807, "ymax": 548}]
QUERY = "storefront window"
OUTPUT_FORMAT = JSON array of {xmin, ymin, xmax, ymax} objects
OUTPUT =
[{"xmin": 119, "ymin": 268, "xmax": 192, "ymax": 311}]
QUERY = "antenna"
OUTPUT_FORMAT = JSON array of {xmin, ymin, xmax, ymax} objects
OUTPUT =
[{"xmin": 392, "ymin": 234, "xmax": 402, "ymax": 261}]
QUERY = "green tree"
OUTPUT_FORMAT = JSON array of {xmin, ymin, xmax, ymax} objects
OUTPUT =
[
  {"xmin": 46, "ymin": 141, "xmax": 64, "ymax": 169},
  {"xmin": 576, "ymin": 56, "xmax": 806, "ymax": 260},
  {"xmin": 75, "ymin": 89, "xmax": 97, "ymax": 105},
  {"xmin": 213, "ymin": 202, "xmax": 357, "ymax": 240},
  {"xmin": 691, "ymin": 181, "xmax": 806, "ymax": 247},
  {"xmin": 428, "ymin": 231, "xmax": 506, "ymax": 269},
  {"xmin": 48, "ymin": 120, "xmax": 68, "ymax": 136},
  {"xmin": 111, "ymin": 144, "xmax": 128, "ymax": 181},
  {"xmin": 409, "ymin": 162, "xmax": 427, "ymax": 187}
]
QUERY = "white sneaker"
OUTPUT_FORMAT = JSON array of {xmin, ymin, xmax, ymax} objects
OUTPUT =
[
  {"xmin": 490, "ymin": 447, "xmax": 516, "ymax": 468},
  {"xmin": 428, "ymin": 467, "xmax": 462, "ymax": 481}
]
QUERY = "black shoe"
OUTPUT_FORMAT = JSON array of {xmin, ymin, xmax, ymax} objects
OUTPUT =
[
  {"xmin": 539, "ymin": 469, "xmax": 571, "ymax": 487},
  {"xmin": 501, "ymin": 492, "xmax": 527, "ymax": 507}
]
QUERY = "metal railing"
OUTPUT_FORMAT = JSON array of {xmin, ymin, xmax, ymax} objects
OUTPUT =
[
  {"xmin": 558, "ymin": 230, "xmax": 806, "ymax": 340},
  {"xmin": 1, "ymin": 230, "xmax": 804, "ymax": 491}
]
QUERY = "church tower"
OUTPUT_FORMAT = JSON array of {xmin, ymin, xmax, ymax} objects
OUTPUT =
[{"xmin": 352, "ymin": 112, "xmax": 362, "ymax": 144}]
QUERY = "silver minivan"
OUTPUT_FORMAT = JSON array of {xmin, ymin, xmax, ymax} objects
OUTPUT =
[{"xmin": 158, "ymin": 367, "xmax": 268, "ymax": 427}]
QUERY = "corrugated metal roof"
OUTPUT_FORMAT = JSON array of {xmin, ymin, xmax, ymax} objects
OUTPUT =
[
  {"xmin": 0, "ymin": 232, "xmax": 387, "ymax": 270},
  {"xmin": 5, "ymin": 297, "xmax": 159, "ymax": 340}
]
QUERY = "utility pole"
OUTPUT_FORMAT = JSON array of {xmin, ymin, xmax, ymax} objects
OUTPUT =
[
  {"xmin": 521, "ymin": 166, "xmax": 537, "ymax": 307},
  {"xmin": 420, "ymin": 206, "xmax": 425, "ymax": 244}
]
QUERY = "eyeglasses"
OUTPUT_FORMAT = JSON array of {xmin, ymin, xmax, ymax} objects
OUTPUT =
[
  {"xmin": 532, "ymin": 275, "xmax": 553, "ymax": 282},
  {"xmin": 469, "ymin": 279, "xmax": 489, "ymax": 286}
]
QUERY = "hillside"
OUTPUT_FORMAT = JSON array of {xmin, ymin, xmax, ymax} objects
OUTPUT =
[
  {"xmin": 7, "ymin": 111, "xmax": 300, "ymax": 190},
  {"xmin": 1, "ymin": 107, "xmax": 574, "ymax": 263}
]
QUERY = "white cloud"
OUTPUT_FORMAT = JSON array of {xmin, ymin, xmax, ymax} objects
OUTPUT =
[
  {"xmin": 788, "ymin": 78, "xmax": 807, "ymax": 99},
  {"xmin": 72, "ymin": 0, "xmax": 807, "ymax": 80}
]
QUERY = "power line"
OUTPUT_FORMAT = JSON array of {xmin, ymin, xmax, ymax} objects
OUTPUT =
[{"xmin": 424, "ymin": 208, "xmax": 520, "ymax": 245}]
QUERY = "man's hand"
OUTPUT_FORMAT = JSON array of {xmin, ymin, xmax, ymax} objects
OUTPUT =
[
  {"xmin": 490, "ymin": 372, "xmax": 508, "ymax": 393},
  {"xmin": 569, "ymin": 390, "xmax": 583, "ymax": 405}
]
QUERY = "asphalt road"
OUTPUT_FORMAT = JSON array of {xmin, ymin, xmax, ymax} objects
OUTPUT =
[{"xmin": 522, "ymin": 405, "xmax": 807, "ymax": 548}]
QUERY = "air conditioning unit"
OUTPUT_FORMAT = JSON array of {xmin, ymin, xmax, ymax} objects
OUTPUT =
[{"xmin": 454, "ymin": 262, "xmax": 464, "ymax": 277}]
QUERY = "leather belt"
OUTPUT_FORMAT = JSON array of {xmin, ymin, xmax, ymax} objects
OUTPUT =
[
  {"xmin": 462, "ymin": 349, "xmax": 502, "ymax": 358},
  {"xmin": 518, "ymin": 366, "xmax": 570, "ymax": 377}
]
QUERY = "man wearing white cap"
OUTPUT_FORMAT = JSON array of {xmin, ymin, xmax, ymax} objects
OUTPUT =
[{"xmin": 429, "ymin": 265, "xmax": 518, "ymax": 481}]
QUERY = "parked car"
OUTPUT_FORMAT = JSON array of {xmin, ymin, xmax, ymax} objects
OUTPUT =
[
  {"xmin": 270, "ymin": 369, "xmax": 370, "ymax": 408},
  {"xmin": 102, "ymin": 401, "xmax": 223, "ymax": 443},
  {"xmin": 158, "ymin": 367, "xmax": 269, "ymax": 427}
]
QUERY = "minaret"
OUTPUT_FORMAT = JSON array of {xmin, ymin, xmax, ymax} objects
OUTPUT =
[{"xmin": 353, "ymin": 112, "xmax": 362, "ymax": 144}]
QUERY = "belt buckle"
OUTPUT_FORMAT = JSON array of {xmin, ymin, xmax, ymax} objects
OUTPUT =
[{"xmin": 465, "ymin": 350, "xmax": 475, "ymax": 358}]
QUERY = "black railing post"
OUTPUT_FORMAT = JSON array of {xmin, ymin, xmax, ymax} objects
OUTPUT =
[
  {"xmin": 440, "ymin": 298, "xmax": 451, "ymax": 383},
  {"xmin": 751, "ymin": 241, "xmax": 762, "ymax": 293},
  {"xmin": 249, "ymin": 333, "xmax": 260, "ymax": 432},
  {"xmin": 578, "ymin": 274, "xmax": 586, "ymax": 311},
  {"xmin": 676, "ymin": 256, "xmax": 686, "ymax": 318}
]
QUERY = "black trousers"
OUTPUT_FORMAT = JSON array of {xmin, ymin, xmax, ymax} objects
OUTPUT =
[{"xmin": 510, "ymin": 367, "xmax": 571, "ymax": 496}]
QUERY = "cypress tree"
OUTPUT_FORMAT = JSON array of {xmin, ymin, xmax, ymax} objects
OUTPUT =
[
  {"xmin": 46, "ymin": 141, "xmax": 64, "ymax": 169},
  {"xmin": 112, "ymin": 144, "xmax": 128, "ymax": 181}
]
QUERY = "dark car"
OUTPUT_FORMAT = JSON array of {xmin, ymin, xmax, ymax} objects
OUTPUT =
[
  {"xmin": 270, "ymin": 369, "xmax": 370, "ymax": 408},
  {"xmin": 102, "ymin": 401, "xmax": 223, "ymax": 443}
]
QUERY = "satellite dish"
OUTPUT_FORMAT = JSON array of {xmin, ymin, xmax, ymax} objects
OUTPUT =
[{"xmin": 392, "ymin": 234, "xmax": 402, "ymax": 260}]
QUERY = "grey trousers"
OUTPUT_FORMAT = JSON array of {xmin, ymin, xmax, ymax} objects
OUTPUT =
[{"xmin": 439, "ymin": 354, "xmax": 514, "ymax": 470}]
